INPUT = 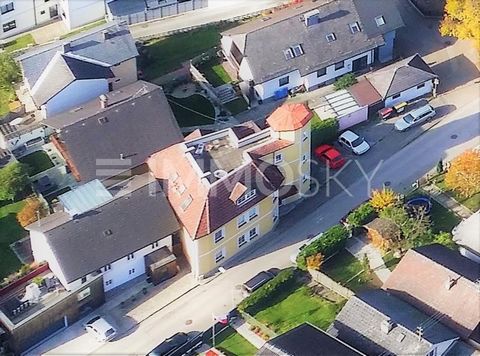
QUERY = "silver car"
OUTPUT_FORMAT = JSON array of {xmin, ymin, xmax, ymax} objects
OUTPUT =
[
  {"xmin": 84, "ymin": 316, "xmax": 117, "ymax": 342},
  {"xmin": 395, "ymin": 104, "xmax": 436, "ymax": 131}
]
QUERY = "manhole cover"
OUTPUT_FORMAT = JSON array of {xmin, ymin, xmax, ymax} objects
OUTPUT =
[
  {"xmin": 185, "ymin": 319, "xmax": 192, "ymax": 325},
  {"xmin": 451, "ymin": 134, "xmax": 458, "ymax": 139},
  {"xmin": 384, "ymin": 181, "xmax": 391, "ymax": 187}
]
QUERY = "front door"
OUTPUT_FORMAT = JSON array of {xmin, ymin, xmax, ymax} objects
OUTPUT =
[{"xmin": 352, "ymin": 56, "xmax": 368, "ymax": 72}]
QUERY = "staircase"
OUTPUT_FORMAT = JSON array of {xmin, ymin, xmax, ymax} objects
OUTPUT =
[{"xmin": 215, "ymin": 84, "xmax": 237, "ymax": 104}]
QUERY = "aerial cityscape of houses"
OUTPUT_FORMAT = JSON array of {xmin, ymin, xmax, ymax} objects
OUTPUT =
[{"xmin": 0, "ymin": 0, "xmax": 479, "ymax": 355}]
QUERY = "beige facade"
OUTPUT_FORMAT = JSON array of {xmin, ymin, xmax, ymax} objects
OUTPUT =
[{"xmin": 109, "ymin": 58, "xmax": 138, "ymax": 90}]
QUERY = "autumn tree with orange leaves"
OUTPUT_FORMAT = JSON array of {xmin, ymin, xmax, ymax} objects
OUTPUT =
[
  {"xmin": 17, "ymin": 198, "xmax": 45, "ymax": 227},
  {"xmin": 440, "ymin": 0, "xmax": 480, "ymax": 50},
  {"xmin": 445, "ymin": 150, "xmax": 480, "ymax": 198}
]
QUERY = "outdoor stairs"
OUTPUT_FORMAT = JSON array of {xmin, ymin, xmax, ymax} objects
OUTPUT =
[{"xmin": 215, "ymin": 84, "xmax": 237, "ymax": 104}]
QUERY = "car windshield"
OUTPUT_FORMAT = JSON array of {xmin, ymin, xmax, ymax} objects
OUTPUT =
[
  {"xmin": 351, "ymin": 137, "xmax": 364, "ymax": 147},
  {"xmin": 105, "ymin": 328, "xmax": 115, "ymax": 337},
  {"xmin": 403, "ymin": 114, "xmax": 415, "ymax": 123},
  {"xmin": 86, "ymin": 316, "xmax": 101, "ymax": 325}
]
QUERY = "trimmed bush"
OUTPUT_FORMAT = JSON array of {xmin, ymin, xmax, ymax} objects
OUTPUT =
[
  {"xmin": 238, "ymin": 268, "xmax": 296, "ymax": 314},
  {"xmin": 334, "ymin": 73, "xmax": 357, "ymax": 91},
  {"xmin": 311, "ymin": 115, "xmax": 339, "ymax": 147},
  {"xmin": 346, "ymin": 202, "xmax": 376, "ymax": 228},
  {"xmin": 296, "ymin": 225, "xmax": 349, "ymax": 270}
]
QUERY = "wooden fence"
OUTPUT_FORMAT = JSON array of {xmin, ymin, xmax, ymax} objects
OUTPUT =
[{"xmin": 309, "ymin": 269, "xmax": 354, "ymax": 299}]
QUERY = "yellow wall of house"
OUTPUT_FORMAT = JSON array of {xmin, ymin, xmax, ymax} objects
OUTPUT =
[{"xmin": 185, "ymin": 194, "xmax": 278, "ymax": 277}]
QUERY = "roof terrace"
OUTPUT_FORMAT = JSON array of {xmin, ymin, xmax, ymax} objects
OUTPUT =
[{"xmin": 185, "ymin": 128, "xmax": 271, "ymax": 183}]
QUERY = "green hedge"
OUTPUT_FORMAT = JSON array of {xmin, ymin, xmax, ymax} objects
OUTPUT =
[
  {"xmin": 334, "ymin": 73, "xmax": 358, "ymax": 91},
  {"xmin": 311, "ymin": 115, "xmax": 339, "ymax": 147},
  {"xmin": 346, "ymin": 202, "xmax": 376, "ymax": 228},
  {"xmin": 238, "ymin": 268, "xmax": 296, "ymax": 314},
  {"xmin": 296, "ymin": 225, "xmax": 349, "ymax": 270}
]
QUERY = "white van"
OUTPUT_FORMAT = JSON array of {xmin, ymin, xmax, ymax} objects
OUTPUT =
[{"xmin": 395, "ymin": 104, "xmax": 436, "ymax": 131}]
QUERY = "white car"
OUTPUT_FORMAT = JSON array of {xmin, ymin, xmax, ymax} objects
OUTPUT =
[
  {"xmin": 84, "ymin": 316, "xmax": 117, "ymax": 342},
  {"xmin": 290, "ymin": 234, "xmax": 323, "ymax": 264},
  {"xmin": 338, "ymin": 130, "xmax": 370, "ymax": 155},
  {"xmin": 394, "ymin": 104, "xmax": 436, "ymax": 132}
]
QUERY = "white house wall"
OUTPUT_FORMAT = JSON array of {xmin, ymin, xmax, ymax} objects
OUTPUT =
[
  {"xmin": 384, "ymin": 79, "xmax": 434, "ymax": 107},
  {"xmin": 338, "ymin": 106, "xmax": 368, "ymax": 131},
  {"xmin": 0, "ymin": 0, "xmax": 36, "ymax": 39},
  {"xmin": 221, "ymin": 36, "xmax": 233, "ymax": 55},
  {"xmin": 44, "ymin": 78, "xmax": 108, "ymax": 117},
  {"xmin": 254, "ymin": 50, "xmax": 374, "ymax": 100},
  {"xmin": 0, "ymin": 125, "xmax": 46, "ymax": 151},
  {"xmin": 239, "ymin": 58, "xmax": 254, "ymax": 81},
  {"xmin": 254, "ymin": 69, "xmax": 302, "ymax": 101},
  {"xmin": 59, "ymin": 0, "xmax": 105, "ymax": 30}
]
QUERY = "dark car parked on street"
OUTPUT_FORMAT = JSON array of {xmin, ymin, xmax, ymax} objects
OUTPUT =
[{"xmin": 147, "ymin": 331, "xmax": 202, "ymax": 356}]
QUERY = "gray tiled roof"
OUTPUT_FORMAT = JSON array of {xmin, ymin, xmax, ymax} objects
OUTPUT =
[
  {"xmin": 27, "ymin": 174, "xmax": 179, "ymax": 283},
  {"xmin": 45, "ymin": 81, "xmax": 183, "ymax": 183},
  {"xmin": 30, "ymin": 53, "xmax": 114, "ymax": 106},
  {"xmin": 18, "ymin": 22, "xmax": 138, "ymax": 89},
  {"xmin": 366, "ymin": 54, "xmax": 438, "ymax": 98},
  {"xmin": 328, "ymin": 290, "xmax": 459, "ymax": 356},
  {"xmin": 223, "ymin": 0, "xmax": 404, "ymax": 83}
]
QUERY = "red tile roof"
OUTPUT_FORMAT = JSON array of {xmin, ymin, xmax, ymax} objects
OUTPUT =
[
  {"xmin": 148, "ymin": 146, "xmax": 284, "ymax": 239},
  {"xmin": 267, "ymin": 103, "xmax": 313, "ymax": 132},
  {"xmin": 248, "ymin": 139, "xmax": 293, "ymax": 157},
  {"xmin": 348, "ymin": 79, "xmax": 382, "ymax": 107},
  {"xmin": 383, "ymin": 245, "xmax": 480, "ymax": 341}
]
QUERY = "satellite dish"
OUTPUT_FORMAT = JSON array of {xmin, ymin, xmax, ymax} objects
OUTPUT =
[{"xmin": 9, "ymin": 117, "xmax": 25, "ymax": 126}]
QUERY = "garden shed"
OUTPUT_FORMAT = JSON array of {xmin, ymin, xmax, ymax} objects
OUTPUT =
[{"xmin": 364, "ymin": 218, "xmax": 401, "ymax": 251}]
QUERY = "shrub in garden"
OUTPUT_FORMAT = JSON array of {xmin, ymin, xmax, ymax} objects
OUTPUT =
[
  {"xmin": 444, "ymin": 149, "xmax": 480, "ymax": 198},
  {"xmin": 334, "ymin": 73, "xmax": 357, "ymax": 91},
  {"xmin": 346, "ymin": 202, "xmax": 376, "ymax": 228},
  {"xmin": 17, "ymin": 197, "xmax": 45, "ymax": 227},
  {"xmin": 238, "ymin": 268, "xmax": 296, "ymax": 314},
  {"xmin": 311, "ymin": 115, "xmax": 339, "ymax": 147},
  {"xmin": 370, "ymin": 188, "xmax": 399, "ymax": 212},
  {"xmin": 296, "ymin": 225, "xmax": 349, "ymax": 270},
  {"xmin": 306, "ymin": 253, "xmax": 324, "ymax": 271}
]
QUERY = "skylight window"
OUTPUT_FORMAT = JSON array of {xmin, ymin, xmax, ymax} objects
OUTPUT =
[
  {"xmin": 236, "ymin": 189, "xmax": 256, "ymax": 206},
  {"xmin": 180, "ymin": 195, "xmax": 193, "ymax": 211},
  {"xmin": 284, "ymin": 44, "xmax": 304, "ymax": 60},
  {"xmin": 326, "ymin": 33, "xmax": 336, "ymax": 43},
  {"xmin": 349, "ymin": 22, "xmax": 361, "ymax": 34},
  {"xmin": 375, "ymin": 15, "xmax": 386, "ymax": 27}
]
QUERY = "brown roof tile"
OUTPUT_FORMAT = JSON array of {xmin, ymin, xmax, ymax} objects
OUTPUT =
[
  {"xmin": 248, "ymin": 139, "xmax": 294, "ymax": 157},
  {"xmin": 348, "ymin": 79, "xmax": 382, "ymax": 107},
  {"xmin": 383, "ymin": 244, "xmax": 480, "ymax": 341},
  {"xmin": 267, "ymin": 103, "xmax": 313, "ymax": 132}
]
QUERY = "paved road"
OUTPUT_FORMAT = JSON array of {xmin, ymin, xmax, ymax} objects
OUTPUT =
[
  {"xmin": 31, "ymin": 82, "xmax": 479, "ymax": 355},
  {"xmin": 129, "ymin": 0, "xmax": 284, "ymax": 39}
]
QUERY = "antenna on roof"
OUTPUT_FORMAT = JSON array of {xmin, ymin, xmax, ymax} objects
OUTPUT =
[{"xmin": 131, "ymin": 84, "xmax": 149, "ymax": 99}]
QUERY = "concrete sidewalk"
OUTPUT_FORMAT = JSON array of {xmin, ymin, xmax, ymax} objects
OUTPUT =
[
  {"xmin": 345, "ymin": 235, "xmax": 391, "ymax": 283},
  {"xmin": 423, "ymin": 184, "xmax": 473, "ymax": 219},
  {"xmin": 230, "ymin": 318, "xmax": 266, "ymax": 349},
  {"xmin": 130, "ymin": 0, "xmax": 284, "ymax": 39}
]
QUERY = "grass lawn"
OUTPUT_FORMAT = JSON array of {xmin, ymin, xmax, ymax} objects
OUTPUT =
[
  {"xmin": 198, "ymin": 58, "xmax": 233, "ymax": 87},
  {"xmin": 322, "ymin": 250, "xmax": 377, "ymax": 292},
  {"xmin": 59, "ymin": 19, "xmax": 106, "ymax": 39},
  {"xmin": 18, "ymin": 151, "xmax": 54, "ymax": 176},
  {"xmin": 166, "ymin": 94, "xmax": 215, "ymax": 127},
  {"xmin": 429, "ymin": 200, "xmax": 460, "ymax": 233},
  {"xmin": 213, "ymin": 327, "xmax": 257, "ymax": 356},
  {"xmin": 0, "ymin": 200, "xmax": 27, "ymax": 279},
  {"xmin": 2, "ymin": 34, "xmax": 35, "ymax": 53},
  {"xmin": 0, "ymin": 86, "xmax": 15, "ymax": 117},
  {"xmin": 225, "ymin": 98, "xmax": 249, "ymax": 115},
  {"xmin": 141, "ymin": 26, "xmax": 225, "ymax": 79},
  {"xmin": 435, "ymin": 175, "xmax": 480, "ymax": 213},
  {"xmin": 253, "ymin": 285, "xmax": 344, "ymax": 334}
]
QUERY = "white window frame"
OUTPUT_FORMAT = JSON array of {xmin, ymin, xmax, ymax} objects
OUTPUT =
[
  {"xmin": 302, "ymin": 174, "xmax": 309, "ymax": 183},
  {"xmin": 274, "ymin": 153, "xmax": 283, "ymax": 164},
  {"xmin": 375, "ymin": 15, "xmax": 385, "ymax": 27},
  {"xmin": 214, "ymin": 248, "xmax": 225, "ymax": 263},
  {"xmin": 127, "ymin": 253, "xmax": 134, "ymax": 260},
  {"xmin": 291, "ymin": 44, "xmax": 304, "ymax": 57},
  {"xmin": 249, "ymin": 226, "xmax": 259, "ymax": 240},
  {"xmin": 326, "ymin": 33, "xmax": 336, "ymax": 42},
  {"xmin": 279, "ymin": 76, "xmax": 289, "ymax": 87},
  {"xmin": 248, "ymin": 206, "xmax": 258, "ymax": 220},
  {"xmin": 283, "ymin": 48, "xmax": 294, "ymax": 60},
  {"xmin": 105, "ymin": 279, "xmax": 113, "ymax": 286},
  {"xmin": 416, "ymin": 83, "xmax": 425, "ymax": 89},
  {"xmin": 103, "ymin": 264, "xmax": 112, "ymax": 271},
  {"xmin": 302, "ymin": 131, "xmax": 308, "ymax": 141},
  {"xmin": 349, "ymin": 22, "xmax": 361, "ymax": 34},
  {"xmin": 335, "ymin": 61, "xmax": 345, "ymax": 70},
  {"xmin": 302, "ymin": 154, "xmax": 308, "ymax": 163},
  {"xmin": 237, "ymin": 189, "xmax": 256, "ymax": 206},
  {"xmin": 0, "ymin": 2, "xmax": 14, "ymax": 15},
  {"xmin": 238, "ymin": 234, "xmax": 247, "ymax": 248},
  {"xmin": 237, "ymin": 214, "xmax": 247, "ymax": 228},
  {"xmin": 213, "ymin": 227, "xmax": 225, "ymax": 243}
]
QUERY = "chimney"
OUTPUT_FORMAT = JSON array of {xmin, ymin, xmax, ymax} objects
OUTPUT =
[
  {"xmin": 380, "ymin": 319, "xmax": 393, "ymax": 334},
  {"xmin": 445, "ymin": 276, "xmax": 456, "ymax": 290},
  {"xmin": 99, "ymin": 94, "xmax": 108, "ymax": 109},
  {"xmin": 304, "ymin": 9, "xmax": 320, "ymax": 27},
  {"xmin": 102, "ymin": 30, "xmax": 109, "ymax": 41},
  {"xmin": 62, "ymin": 42, "xmax": 71, "ymax": 53},
  {"xmin": 120, "ymin": 153, "xmax": 124, "ymax": 160}
]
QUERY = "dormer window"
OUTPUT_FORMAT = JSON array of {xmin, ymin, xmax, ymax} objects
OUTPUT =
[
  {"xmin": 283, "ymin": 48, "xmax": 294, "ymax": 60},
  {"xmin": 180, "ymin": 195, "xmax": 193, "ymax": 211},
  {"xmin": 326, "ymin": 33, "xmax": 336, "ymax": 43},
  {"xmin": 349, "ymin": 22, "xmax": 361, "ymax": 34},
  {"xmin": 375, "ymin": 15, "xmax": 385, "ymax": 27},
  {"xmin": 291, "ymin": 44, "xmax": 304, "ymax": 57},
  {"xmin": 236, "ymin": 189, "xmax": 256, "ymax": 206}
]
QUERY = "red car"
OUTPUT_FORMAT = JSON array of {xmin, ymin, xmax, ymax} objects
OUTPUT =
[{"xmin": 314, "ymin": 144, "xmax": 346, "ymax": 169}]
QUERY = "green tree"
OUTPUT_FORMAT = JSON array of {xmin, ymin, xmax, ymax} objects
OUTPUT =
[
  {"xmin": 440, "ymin": 0, "xmax": 480, "ymax": 50},
  {"xmin": 0, "ymin": 53, "xmax": 21, "ymax": 88},
  {"xmin": 0, "ymin": 162, "xmax": 30, "ymax": 201},
  {"xmin": 311, "ymin": 115, "xmax": 339, "ymax": 147},
  {"xmin": 433, "ymin": 232, "xmax": 457, "ymax": 249},
  {"xmin": 334, "ymin": 73, "xmax": 358, "ymax": 91}
]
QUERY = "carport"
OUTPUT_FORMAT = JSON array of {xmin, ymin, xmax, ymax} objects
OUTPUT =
[{"xmin": 314, "ymin": 90, "xmax": 368, "ymax": 130}]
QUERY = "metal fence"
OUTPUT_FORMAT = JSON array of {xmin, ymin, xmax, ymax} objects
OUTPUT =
[{"xmin": 110, "ymin": 0, "xmax": 208, "ymax": 25}]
